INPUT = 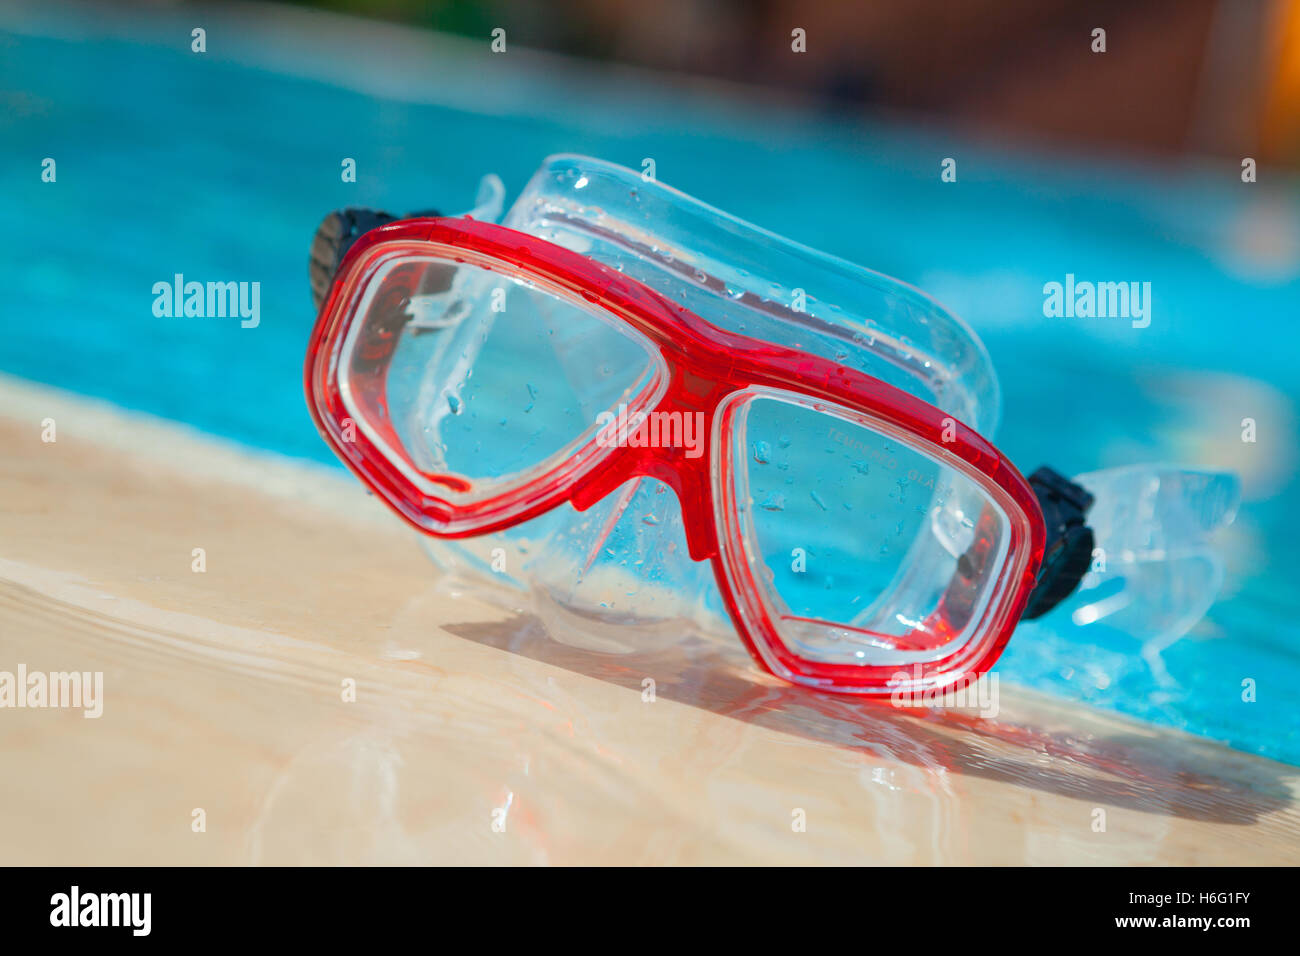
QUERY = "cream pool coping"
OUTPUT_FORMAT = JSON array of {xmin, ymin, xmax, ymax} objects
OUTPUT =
[{"xmin": 1, "ymin": 374, "xmax": 1296, "ymax": 865}]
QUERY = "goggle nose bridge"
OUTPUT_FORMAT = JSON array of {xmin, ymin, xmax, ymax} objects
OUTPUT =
[{"xmin": 570, "ymin": 365, "xmax": 742, "ymax": 562}]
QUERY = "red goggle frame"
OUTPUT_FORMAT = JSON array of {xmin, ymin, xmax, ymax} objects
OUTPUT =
[{"xmin": 305, "ymin": 217, "xmax": 1046, "ymax": 694}]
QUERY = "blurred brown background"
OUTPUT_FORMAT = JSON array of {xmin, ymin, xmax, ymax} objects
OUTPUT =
[{"xmin": 282, "ymin": 0, "xmax": 1300, "ymax": 167}]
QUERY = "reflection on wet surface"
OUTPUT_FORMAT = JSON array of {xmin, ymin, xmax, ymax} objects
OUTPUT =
[
  {"xmin": 440, "ymin": 604, "xmax": 1295, "ymax": 828},
  {"xmin": 4, "ymin": 558, "xmax": 1298, "ymax": 865}
]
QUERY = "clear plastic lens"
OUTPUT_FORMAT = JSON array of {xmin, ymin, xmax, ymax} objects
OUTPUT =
[
  {"xmin": 726, "ymin": 390, "xmax": 1011, "ymax": 668},
  {"xmin": 425, "ymin": 156, "xmax": 1004, "ymax": 646},
  {"xmin": 338, "ymin": 251, "xmax": 661, "ymax": 508}
]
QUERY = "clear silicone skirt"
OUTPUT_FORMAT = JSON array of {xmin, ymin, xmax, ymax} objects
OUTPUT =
[{"xmin": 358, "ymin": 155, "xmax": 1238, "ymax": 679}]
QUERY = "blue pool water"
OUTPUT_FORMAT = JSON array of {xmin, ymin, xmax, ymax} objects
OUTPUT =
[{"xmin": 2, "ymin": 5, "xmax": 1298, "ymax": 763}]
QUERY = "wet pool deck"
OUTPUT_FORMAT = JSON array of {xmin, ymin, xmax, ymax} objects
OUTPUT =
[{"xmin": 1, "ymin": 375, "xmax": 1296, "ymax": 864}]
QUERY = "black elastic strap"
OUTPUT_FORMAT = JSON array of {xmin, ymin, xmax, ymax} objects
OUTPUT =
[
  {"xmin": 309, "ymin": 206, "xmax": 441, "ymax": 311},
  {"xmin": 1021, "ymin": 466, "xmax": 1095, "ymax": 619}
]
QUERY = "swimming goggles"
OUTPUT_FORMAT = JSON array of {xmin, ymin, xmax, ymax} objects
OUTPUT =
[{"xmin": 305, "ymin": 155, "xmax": 1238, "ymax": 695}]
